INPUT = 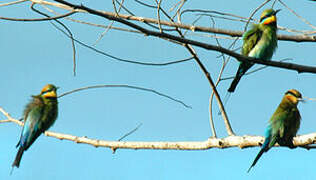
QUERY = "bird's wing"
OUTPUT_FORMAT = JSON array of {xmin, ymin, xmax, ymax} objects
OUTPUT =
[
  {"xmin": 268, "ymin": 109, "xmax": 288, "ymax": 148},
  {"xmin": 242, "ymin": 24, "xmax": 263, "ymax": 56},
  {"xmin": 19, "ymin": 100, "xmax": 45, "ymax": 150}
]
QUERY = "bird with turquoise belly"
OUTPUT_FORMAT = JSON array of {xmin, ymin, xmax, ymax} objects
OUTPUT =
[
  {"xmin": 247, "ymin": 89, "xmax": 303, "ymax": 172},
  {"xmin": 228, "ymin": 9, "xmax": 280, "ymax": 93},
  {"xmin": 12, "ymin": 84, "xmax": 59, "ymax": 170}
]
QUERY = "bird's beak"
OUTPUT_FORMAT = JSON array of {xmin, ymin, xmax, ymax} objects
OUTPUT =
[
  {"xmin": 299, "ymin": 97, "xmax": 306, "ymax": 103},
  {"xmin": 274, "ymin": 9, "xmax": 281, "ymax": 15}
]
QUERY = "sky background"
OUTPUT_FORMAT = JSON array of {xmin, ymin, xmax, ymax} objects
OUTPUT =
[{"xmin": 1, "ymin": 0, "xmax": 316, "ymax": 179}]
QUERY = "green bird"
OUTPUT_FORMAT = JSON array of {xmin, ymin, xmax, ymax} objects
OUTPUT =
[
  {"xmin": 12, "ymin": 84, "xmax": 58, "ymax": 169},
  {"xmin": 247, "ymin": 89, "xmax": 302, "ymax": 172},
  {"xmin": 228, "ymin": 9, "xmax": 280, "ymax": 92}
]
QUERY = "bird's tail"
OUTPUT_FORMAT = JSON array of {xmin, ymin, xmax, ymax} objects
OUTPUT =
[
  {"xmin": 247, "ymin": 135, "xmax": 271, "ymax": 173},
  {"xmin": 247, "ymin": 148, "xmax": 265, "ymax": 173},
  {"xmin": 12, "ymin": 146, "xmax": 24, "ymax": 169},
  {"xmin": 228, "ymin": 74, "xmax": 242, "ymax": 93}
]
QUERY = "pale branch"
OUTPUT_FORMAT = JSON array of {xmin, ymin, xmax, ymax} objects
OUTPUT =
[
  {"xmin": 1, "ymin": 107, "xmax": 315, "ymax": 150},
  {"xmin": 0, "ymin": 0, "xmax": 27, "ymax": 7},
  {"xmin": 0, "ymin": 107, "xmax": 23, "ymax": 126},
  {"xmin": 5, "ymin": 1, "xmax": 315, "ymax": 72},
  {"xmin": 42, "ymin": 0, "xmax": 316, "ymax": 74},
  {"xmin": 3, "ymin": 116, "xmax": 316, "ymax": 150},
  {"xmin": 41, "ymin": 5, "xmax": 142, "ymax": 34},
  {"xmin": 0, "ymin": 9, "xmax": 76, "ymax": 21},
  {"xmin": 30, "ymin": 0, "xmax": 316, "ymax": 42},
  {"xmin": 44, "ymin": 131, "xmax": 316, "ymax": 150}
]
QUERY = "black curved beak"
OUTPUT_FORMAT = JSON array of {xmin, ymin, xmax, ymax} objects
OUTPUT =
[{"xmin": 274, "ymin": 9, "xmax": 281, "ymax": 15}]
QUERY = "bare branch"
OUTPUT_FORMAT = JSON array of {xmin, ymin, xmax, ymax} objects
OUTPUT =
[
  {"xmin": 44, "ymin": 14, "xmax": 194, "ymax": 66},
  {"xmin": 48, "ymin": 0, "xmax": 316, "ymax": 74},
  {"xmin": 43, "ymin": 132, "xmax": 316, "ymax": 150},
  {"xmin": 243, "ymin": 0, "xmax": 271, "ymax": 31},
  {"xmin": 26, "ymin": 0, "xmax": 316, "ymax": 42},
  {"xmin": 0, "ymin": 107, "xmax": 23, "ymax": 126},
  {"xmin": 279, "ymin": 0, "xmax": 316, "ymax": 30},
  {"xmin": 2, "ymin": 107, "xmax": 316, "ymax": 150},
  {"xmin": 0, "ymin": 0, "xmax": 27, "ymax": 7},
  {"xmin": 0, "ymin": 9, "xmax": 76, "ymax": 21},
  {"xmin": 172, "ymin": 10, "xmax": 234, "ymax": 136}
]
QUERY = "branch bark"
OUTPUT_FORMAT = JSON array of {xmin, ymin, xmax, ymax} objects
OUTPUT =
[
  {"xmin": 1, "ymin": 107, "xmax": 315, "ymax": 150},
  {"xmin": 43, "ymin": 0, "xmax": 316, "ymax": 74},
  {"xmin": 44, "ymin": 131, "xmax": 316, "ymax": 150},
  {"xmin": 30, "ymin": 0, "xmax": 316, "ymax": 42}
]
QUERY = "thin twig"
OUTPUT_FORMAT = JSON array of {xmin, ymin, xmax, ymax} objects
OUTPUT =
[
  {"xmin": 0, "ymin": 107, "xmax": 23, "ymax": 126},
  {"xmin": 58, "ymin": 84, "xmax": 191, "ymax": 109},
  {"xmin": 208, "ymin": 16, "xmax": 235, "ymax": 138},
  {"xmin": 118, "ymin": 123, "xmax": 143, "ymax": 141},
  {"xmin": 244, "ymin": 0, "xmax": 271, "ymax": 31},
  {"xmin": 49, "ymin": 0, "xmax": 316, "ymax": 74},
  {"xmin": 220, "ymin": 58, "xmax": 292, "ymax": 81},
  {"xmin": 43, "ymin": 13, "xmax": 194, "ymax": 66},
  {"xmin": 155, "ymin": 0, "xmax": 163, "ymax": 33},
  {"xmin": 31, "ymin": 3, "xmax": 77, "ymax": 76},
  {"xmin": 112, "ymin": 123, "xmax": 143, "ymax": 153},
  {"xmin": 278, "ymin": 0, "xmax": 316, "ymax": 30},
  {"xmin": 172, "ymin": 10, "xmax": 234, "ymax": 136},
  {"xmin": 0, "ymin": 10, "xmax": 76, "ymax": 21},
  {"xmin": 27, "ymin": 0, "xmax": 315, "ymax": 42},
  {"xmin": 93, "ymin": 0, "xmax": 125, "ymax": 46},
  {"xmin": 0, "ymin": 0, "xmax": 27, "ymax": 7}
]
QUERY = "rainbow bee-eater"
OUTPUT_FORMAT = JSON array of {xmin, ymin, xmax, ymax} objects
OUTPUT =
[
  {"xmin": 228, "ymin": 9, "xmax": 280, "ymax": 92},
  {"xmin": 247, "ymin": 89, "xmax": 302, "ymax": 172},
  {"xmin": 12, "ymin": 84, "xmax": 58, "ymax": 169}
]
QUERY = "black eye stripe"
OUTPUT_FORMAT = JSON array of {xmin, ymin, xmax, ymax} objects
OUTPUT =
[
  {"xmin": 260, "ymin": 15, "xmax": 270, "ymax": 22},
  {"xmin": 260, "ymin": 11, "xmax": 277, "ymax": 23},
  {"xmin": 286, "ymin": 91, "xmax": 298, "ymax": 98},
  {"xmin": 42, "ymin": 88, "xmax": 55, "ymax": 94}
]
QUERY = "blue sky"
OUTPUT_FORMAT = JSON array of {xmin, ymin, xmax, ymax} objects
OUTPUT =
[{"xmin": 1, "ymin": 0, "xmax": 316, "ymax": 179}]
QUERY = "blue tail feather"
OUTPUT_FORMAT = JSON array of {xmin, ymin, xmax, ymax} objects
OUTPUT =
[{"xmin": 247, "ymin": 126, "xmax": 272, "ymax": 172}]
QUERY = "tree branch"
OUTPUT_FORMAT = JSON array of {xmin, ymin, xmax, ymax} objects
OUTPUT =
[
  {"xmin": 0, "ymin": 9, "xmax": 76, "ymax": 21},
  {"xmin": 2, "ymin": 106, "xmax": 315, "ymax": 150},
  {"xmin": 45, "ymin": 0, "xmax": 316, "ymax": 74},
  {"xmin": 33, "ymin": 0, "xmax": 316, "ymax": 42}
]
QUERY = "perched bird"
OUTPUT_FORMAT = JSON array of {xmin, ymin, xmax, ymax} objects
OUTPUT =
[
  {"xmin": 247, "ymin": 89, "xmax": 302, "ymax": 172},
  {"xmin": 12, "ymin": 84, "xmax": 58, "ymax": 169},
  {"xmin": 228, "ymin": 9, "xmax": 280, "ymax": 92}
]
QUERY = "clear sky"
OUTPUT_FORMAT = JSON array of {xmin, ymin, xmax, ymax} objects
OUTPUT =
[{"xmin": 1, "ymin": 0, "xmax": 316, "ymax": 179}]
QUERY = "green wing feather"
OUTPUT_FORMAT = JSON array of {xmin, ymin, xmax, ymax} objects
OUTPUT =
[
  {"xmin": 242, "ymin": 24, "xmax": 262, "ymax": 56},
  {"xmin": 268, "ymin": 109, "xmax": 287, "ymax": 148}
]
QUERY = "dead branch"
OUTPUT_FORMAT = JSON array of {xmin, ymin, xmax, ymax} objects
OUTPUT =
[
  {"xmin": 28, "ymin": 0, "xmax": 316, "ymax": 42},
  {"xmin": 45, "ymin": 0, "xmax": 316, "ymax": 74},
  {"xmin": 1, "ymin": 109, "xmax": 315, "ymax": 150}
]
